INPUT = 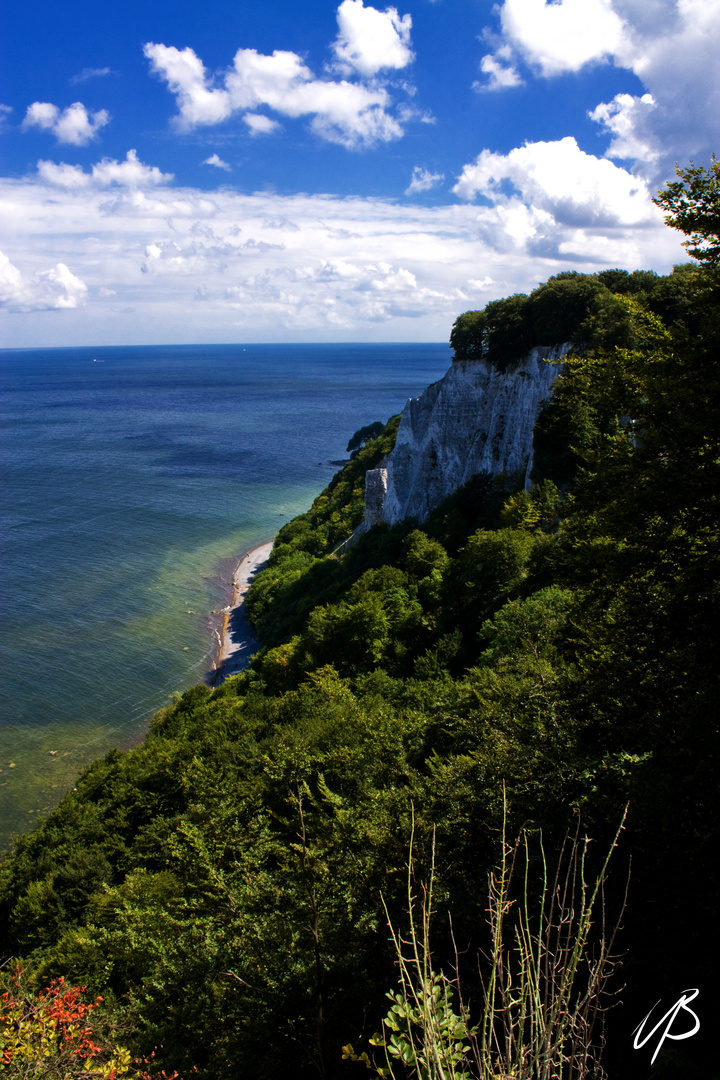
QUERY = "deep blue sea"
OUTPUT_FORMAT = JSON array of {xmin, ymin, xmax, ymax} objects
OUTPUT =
[{"xmin": 0, "ymin": 343, "xmax": 450, "ymax": 848}]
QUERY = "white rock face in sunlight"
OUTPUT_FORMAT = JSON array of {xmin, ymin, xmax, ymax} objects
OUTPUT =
[{"xmin": 364, "ymin": 345, "xmax": 566, "ymax": 527}]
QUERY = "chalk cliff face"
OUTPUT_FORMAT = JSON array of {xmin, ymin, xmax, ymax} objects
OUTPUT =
[{"xmin": 365, "ymin": 345, "xmax": 566, "ymax": 527}]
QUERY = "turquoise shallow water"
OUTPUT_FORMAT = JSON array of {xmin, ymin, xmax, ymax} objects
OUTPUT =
[{"xmin": 0, "ymin": 343, "xmax": 450, "ymax": 847}]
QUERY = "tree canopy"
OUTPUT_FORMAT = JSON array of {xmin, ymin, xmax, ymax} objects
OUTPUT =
[
  {"xmin": 450, "ymin": 263, "xmax": 702, "ymax": 369},
  {"xmin": 654, "ymin": 155, "xmax": 720, "ymax": 266}
]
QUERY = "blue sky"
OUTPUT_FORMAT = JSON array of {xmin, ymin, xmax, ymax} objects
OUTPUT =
[{"xmin": 1, "ymin": 0, "xmax": 718, "ymax": 346}]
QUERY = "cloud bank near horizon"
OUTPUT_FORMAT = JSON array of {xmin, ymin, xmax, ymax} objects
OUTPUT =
[{"xmin": 0, "ymin": 136, "xmax": 685, "ymax": 346}]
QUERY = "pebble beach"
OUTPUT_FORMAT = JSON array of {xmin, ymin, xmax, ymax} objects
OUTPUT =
[{"xmin": 209, "ymin": 541, "xmax": 274, "ymax": 685}]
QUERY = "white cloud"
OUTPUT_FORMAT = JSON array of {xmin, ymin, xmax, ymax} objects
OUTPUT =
[
  {"xmin": 203, "ymin": 153, "xmax": 232, "ymax": 170},
  {"xmin": 405, "ymin": 166, "xmax": 444, "ymax": 194},
  {"xmin": 242, "ymin": 114, "xmax": 282, "ymax": 136},
  {"xmin": 495, "ymin": 0, "xmax": 625, "ymax": 76},
  {"xmin": 143, "ymin": 18, "xmax": 411, "ymax": 149},
  {"xmin": 0, "ymin": 250, "xmax": 87, "ymax": 312},
  {"xmin": 70, "ymin": 67, "xmax": 112, "ymax": 85},
  {"xmin": 23, "ymin": 101, "xmax": 110, "ymax": 145},
  {"xmin": 589, "ymin": 92, "xmax": 659, "ymax": 161},
  {"xmin": 36, "ymin": 161, "xmax": 93, "ymax": 188},
  {"xmin": 38, "ymin": 150, "xmax": 173, "ymax": 189},
  {"xmin": 331, "ymin": 0, "xmax": 414, "ymax": 77},
  {"xmin": 476, "ymin": 52, "xmax": 523, "ymax": 90},
  {"xmin": 23, "ymin": 102, "xmax": 60, "ymax": 129},
  {"xmin": 93, "ymin": 150, "xmax": 171, "ymax": 187},
  {"xmin": 263, "ymin": 216, "xmax": 301, "ymax": 232},
  {"xmin": 143, "ymin": 44, "xmax": 231, "ymax": 126},
  {"xmin": 453, "ymin": 137, "xmax": 658, "ymax": 228}
]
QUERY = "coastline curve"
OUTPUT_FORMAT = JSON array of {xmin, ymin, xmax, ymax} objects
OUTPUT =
[{"xmin": 207, "ymin": 540, "xmax": 274, "ymax": 686}]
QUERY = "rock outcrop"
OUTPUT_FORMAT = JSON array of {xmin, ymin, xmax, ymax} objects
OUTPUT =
[{"xmin": 365, "ymin": 345, "xmax": 566, "ymax": 527}]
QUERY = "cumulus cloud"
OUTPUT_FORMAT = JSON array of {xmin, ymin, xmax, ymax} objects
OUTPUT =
[
  {"xmin": 592, "ymin": 0, "xmax": 720, "ymax": 174},
  {"xmin": 143, "ymin": 44, "xmax": 231, "ymax": 126},
  {"xmin": 0, "ymin": 250, "xmax": 87, "ymax": 312},
  {"xmin": 589, "ymin": 92, "xmax": 659, "ymax": 161},
  {"xmin": 99, "ymin": 190, "xmax": 218, "ymax": 219},
  {"xmin": 331, "ymin": 0, "xmax": 414, "ymax": 77},
  {"xmin": 144, "ymin": 41, "xmax": 403, "ymax": 148},
  {"xmin": 140, "ymin": 230, "xmax": 285, "ymax": 275},
  {"xmin": 452, "ymin": 136, "xmax": 670, "ymax": 264},
  {"xmin": 476, "ymin": 50, "xmax": 523, "ymax": 90},
  {"xmin": 38, "ymin": 150, "xmax": 173, "ymax": 189},
  {"xmin": 23, "ymin": 101, "xmax": 110, "ymax": 145},
  {"xmin": 143, "ymin": 2, "xmax": 415, "ymax": 150},
  {"xmin": 453, "ymin": 136, "xmax": 657, "ymax": 227},
  {"xmin": 214, "ymin": 256, "xmax": 453, "ymax": 324},
  {"xmin": 203, "ymin": 153, "xmax": 232, "ymax": 169},
  {"xmin": 494, "ymin": 0, "xmax": 625, "ymax": 76},
  {"xmin": 405, "ymin": 166, "xmax": 444, "ymax": 194}
]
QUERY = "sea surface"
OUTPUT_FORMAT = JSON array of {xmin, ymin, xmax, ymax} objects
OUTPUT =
[{"xmin": 0, "ymin": 343, "xmax": 450, "ymax": 849}]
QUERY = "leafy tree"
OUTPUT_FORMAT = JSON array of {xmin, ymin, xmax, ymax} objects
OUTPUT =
[
  {"xmin": 654, "ymin": 155, "xmax": 720, "ymax": 265},
  {"xmin": 346, "ymin": 421, "xmax": 385, "ymax": 454},
  {"xmin": 401, "ymin": 530, "xmax": 449, "ymax": 581},
  {"xmin": 450, "ymin": 294, "xmax": 533, "ymax": 370},
  {"xmin": 529, "ymin": 274, "xmax": 629, "ymax": 349}
]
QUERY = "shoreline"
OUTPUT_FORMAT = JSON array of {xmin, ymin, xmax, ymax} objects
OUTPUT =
[{"xmin": 206, "ymin": 540, "xmax": 274, "ymax": 686}]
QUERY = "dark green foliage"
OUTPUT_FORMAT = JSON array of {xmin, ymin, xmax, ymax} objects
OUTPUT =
[
  {"xmin": 245, "ymin": 414, "xmax": 402, "ymax": 645},
  {"xmin": 423, "ymin": 472, "xmax": 506, "ymax": 552},
  {"xmin": 443, "ymin": 527, "xmax": 536, "ymax": 639},
  {"xmin": 595, "ymin": 264, "xmax": 703, "ymax": 334},
  {"xmin": 596, "ymin": 268, "xmax": 656, "ymax": 294},
  {"xmin": 0, "ymin": 456, "xmax": 597, "ymax": 1078},
  {"xmin": 644, "ymin": 262, "xmax": 702, "ymax": 331},
  {"xmin": 346, "ymin": 420, "xmax": 385, "ymax": 454},
  {"xmin": 532, "ymin": 365, "xmax": 611, "ymax": 487},
  {"xmin": 450, "ymin": 264, "xmax": 703, "ymax": 371},
  {"xmin": 450, "ymin": 293, "xmax": 534, "ymax": 370},
  {"xmin": 654, "ymin": 155, "xmax": 720, "ymax": 265},
  {"xmin": 530, "ymin": 274, "xmax": 634, "ymax": 351},
  {"xmin": 402, "ymin": 530, "xmax": 450, "ymax": 580}
]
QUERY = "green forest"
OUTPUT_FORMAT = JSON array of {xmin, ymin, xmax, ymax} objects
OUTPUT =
[{"xmin": 1, "ymin": 162, "xmax": 718, "ymax": 1080}]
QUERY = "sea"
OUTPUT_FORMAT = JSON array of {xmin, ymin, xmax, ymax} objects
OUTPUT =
[{"xmin": 0, "ymin": 343, "xmax": 451, "ymax": 850}]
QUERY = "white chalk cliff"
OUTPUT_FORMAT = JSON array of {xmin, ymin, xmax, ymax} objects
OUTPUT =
[{"xmin": 364, "ymin": 345, "xmax": 566, "ymax": 527}]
